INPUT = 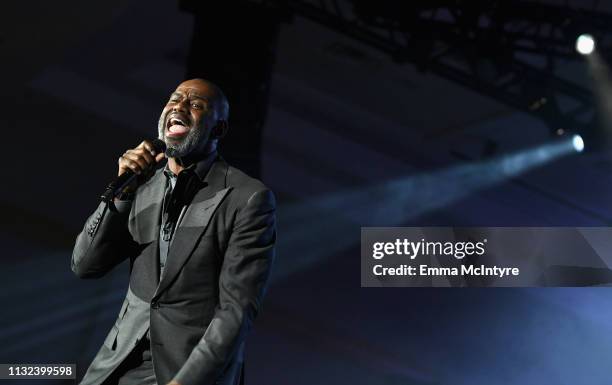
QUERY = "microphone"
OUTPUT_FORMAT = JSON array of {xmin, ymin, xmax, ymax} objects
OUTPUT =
[{"xmin": 101, "ymin": 139, "xmax": 166, "ymax": 203}]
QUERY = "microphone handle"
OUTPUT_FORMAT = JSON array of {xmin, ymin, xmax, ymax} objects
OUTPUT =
[
  {"xmin": 100, "ymin": 139, "xmax": 166, "ymax": 203},
  {"xmin": 100, "ymin": 170, "xmax": 139, "ymax": 203}
]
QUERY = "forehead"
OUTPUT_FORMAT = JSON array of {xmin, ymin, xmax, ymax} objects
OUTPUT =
[{"xmin": 173, "ymin": 81, "xmax": 217, "ymax": 99}]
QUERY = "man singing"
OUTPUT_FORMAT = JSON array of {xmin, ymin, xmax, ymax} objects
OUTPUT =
[{"xmin": 71, "ymin": 78, "xmax": 276, "ymax": 385}]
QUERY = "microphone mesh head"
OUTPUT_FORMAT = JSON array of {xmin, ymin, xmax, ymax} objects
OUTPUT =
[{"xmin": 151, "ymin": 138, "xmax": 167, "ymax": 154}]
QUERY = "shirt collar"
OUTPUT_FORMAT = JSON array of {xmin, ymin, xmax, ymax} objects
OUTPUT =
[{"xmin": 162, "ymin": 150, "xmax": 218, "ymax": 182}]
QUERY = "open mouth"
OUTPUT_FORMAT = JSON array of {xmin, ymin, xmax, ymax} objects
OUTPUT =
[{"xmin": 166, "ymin": 115, "xmax": 190, "ymax": 137}]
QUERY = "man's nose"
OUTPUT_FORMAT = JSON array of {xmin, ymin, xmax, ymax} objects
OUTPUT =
[{"xmin": 172, "ymin": 99, "xmax": 188, "ymax": 112}]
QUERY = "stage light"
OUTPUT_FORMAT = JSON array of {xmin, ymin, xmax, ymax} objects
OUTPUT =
[
  {"xmin": 572, "ymin": 134, "xmax": 584, "ymax": 152},
  {"xmin": 576, "ymin": 34, "xmax": 595, "ymax": 55},
  {"xmin": 274, "ymin": 136, "xmax": 583, "ymax": 280}
]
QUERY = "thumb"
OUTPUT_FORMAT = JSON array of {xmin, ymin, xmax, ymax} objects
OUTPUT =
[{"xmin": 155, "ymin": 152, "xmax": 166, "ymax": 162}]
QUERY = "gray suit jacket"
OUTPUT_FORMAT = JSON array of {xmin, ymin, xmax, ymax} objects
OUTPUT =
[{"xmin": 71, "ymin": 157, "xmax": 276, "ymax": 385}]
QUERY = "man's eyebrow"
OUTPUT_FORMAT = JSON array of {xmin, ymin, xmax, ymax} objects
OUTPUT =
[
  {"xmin": 170, "ymin": 92, "xmax": 210, "ymax": 100},
  {"xmin": 188, "ymin": 94, "xmax": 210, "ymax": 102}
]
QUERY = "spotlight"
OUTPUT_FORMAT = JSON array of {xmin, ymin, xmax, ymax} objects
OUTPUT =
[
  {"xmin": 276, "ymin": 136, "xmax": 584, "ymax": 279},
  {"xmin": 572, "ymin": 134, "xmax": 585, "ymax": 152},
  {"xmin": 576, "ymin": 34, "xmax": 595, "ymax": 55}
]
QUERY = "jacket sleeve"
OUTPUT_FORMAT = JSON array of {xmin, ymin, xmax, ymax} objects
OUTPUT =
[
  {"xmin": 71, "ymin": 199, "xmax": 138, "ymax": 278},
  {"xmin": 173, "ymin": 188, "xmax": 276, "ymax": 385}
]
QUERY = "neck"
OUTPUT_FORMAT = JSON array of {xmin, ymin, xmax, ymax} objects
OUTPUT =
[
  {"xmin": 167, "ymin": 157, "xmax": 186, "ymax": 175},
  {"xmin": 167, "ymin": 144, "xmax": 217, "ymax": 175}
]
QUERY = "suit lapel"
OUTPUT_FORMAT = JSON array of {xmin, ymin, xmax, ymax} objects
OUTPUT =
[
  {"xmin": 152, "ymin": 159, "xmax": 231, "ymax": 300},
  {"xmin": 132, "ymin": 168, "xmax": 165, "ymax": 244},
  {"xmin": 131, "ymin": 168, "xmax": 166, "ymax": 287}
]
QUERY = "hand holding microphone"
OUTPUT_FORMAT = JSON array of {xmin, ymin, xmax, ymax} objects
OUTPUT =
[{"xmin": 101, "ymin": 139, "xmax": 166, "ymax": 202}]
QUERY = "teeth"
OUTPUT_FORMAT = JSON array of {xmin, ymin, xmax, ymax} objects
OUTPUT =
[{"xmin": 169, "ymin": 117, "xmax": 186, "ymax": 127}]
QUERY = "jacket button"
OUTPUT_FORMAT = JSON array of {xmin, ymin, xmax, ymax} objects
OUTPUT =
[{"xmin": 151, "ymin": 302, "xmax": 159, "ymax": 309}]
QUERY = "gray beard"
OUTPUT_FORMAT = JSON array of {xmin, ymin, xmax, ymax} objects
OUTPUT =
[{"xmin": 158, "ymin": 115, "xmax": 205, "ymax": 158}]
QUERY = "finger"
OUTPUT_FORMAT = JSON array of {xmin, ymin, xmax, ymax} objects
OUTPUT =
[
  {"xmin": 123, "ymin": 156, "xmax": 145, "ymax": 173},
  {"xmin": 119, "ymin": 158, "xmax": 143, "ymax": 175},
  {"xmin": 155, "ymin": 152, "xmax": 166, "ymax": 162},
  {"xmin": 118, "ymin": 156, "xmax": 131, "ymax": 176},
  {"xmin": 123, "ymin": 152, "xmax": 149, "ymax": 171},
  {"xmin": 141, "ymin": 140, "xmax": 157, "ymax": 157},
  {"xmin": 132, "ymin": 147, "xmax": 154, "ymax": 164},
  {"xmin": 121, "ymin": 155, "xmax": 145, "ymax": 173}
]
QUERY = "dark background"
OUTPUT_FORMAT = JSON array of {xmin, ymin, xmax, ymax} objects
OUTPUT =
[{"xmin": 3, "ymin": 1, "xmax": 612, "ymax": 384}]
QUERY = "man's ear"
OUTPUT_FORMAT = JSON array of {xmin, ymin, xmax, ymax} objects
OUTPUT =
[{"xmin": 212, "ymin": 120, "xmax": 228, "ymax": 139}]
